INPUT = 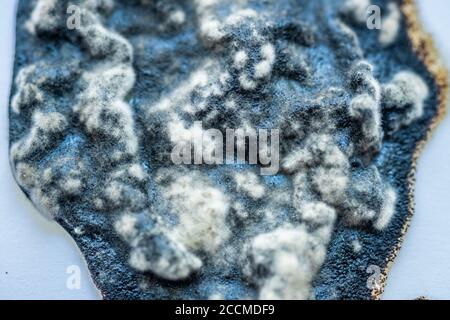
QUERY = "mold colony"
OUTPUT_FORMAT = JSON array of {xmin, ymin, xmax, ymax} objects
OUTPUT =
[{"xmin": 9, "ymin": 0, "xmax": 439, "ymax": 299}]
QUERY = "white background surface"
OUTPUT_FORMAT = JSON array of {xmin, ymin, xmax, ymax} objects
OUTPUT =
[{"xmin": 0, "ymin": 0, "xmax": 449, "ymax": 300}]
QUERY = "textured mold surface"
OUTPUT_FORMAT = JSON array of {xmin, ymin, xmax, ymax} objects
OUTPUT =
[{"xmin": 9, "ymin": 0, "xmax": 447, "ymax": 299}]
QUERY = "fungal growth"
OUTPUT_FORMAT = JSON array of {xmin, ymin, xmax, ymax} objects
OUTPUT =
[{"xmin": 9, "ymin": 0, "xmax": 446, "ymax": 299}]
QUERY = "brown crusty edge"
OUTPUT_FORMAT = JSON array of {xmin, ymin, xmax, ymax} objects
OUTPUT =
[{"xmin": 371, "ymin": 0, "xmax": 449, "ymax": 300}]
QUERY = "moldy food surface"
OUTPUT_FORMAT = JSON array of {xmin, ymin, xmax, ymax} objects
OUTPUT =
[{"xmin": 9, "ymin": 0, "xmax": 447, "ymax": 299}]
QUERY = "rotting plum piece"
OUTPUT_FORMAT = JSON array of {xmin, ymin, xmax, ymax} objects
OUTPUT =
[{"xmin": 9, "ymin": 0, "xmax": 448, "ymax": 299}]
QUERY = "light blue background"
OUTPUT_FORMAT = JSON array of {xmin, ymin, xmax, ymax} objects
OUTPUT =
[{"xmin": 0, "ymin": 0, "xmax": 449, "ymax": 300}]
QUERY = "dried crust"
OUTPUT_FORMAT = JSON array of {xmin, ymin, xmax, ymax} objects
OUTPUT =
[{"xmin": 372, "ymin": 0, "xmax": 449, "ymax": 300}]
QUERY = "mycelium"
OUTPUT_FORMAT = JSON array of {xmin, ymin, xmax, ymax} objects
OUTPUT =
[{"xmin": 9, "ymin": 0, "xmax": 447, "ymax": 299}]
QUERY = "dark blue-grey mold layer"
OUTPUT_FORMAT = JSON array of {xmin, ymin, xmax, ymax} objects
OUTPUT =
[{"xmin": 9, "ymin": 0, "xmax": 446, "ymax": 299}]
